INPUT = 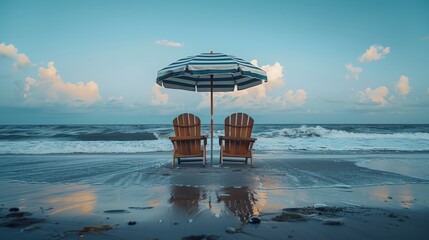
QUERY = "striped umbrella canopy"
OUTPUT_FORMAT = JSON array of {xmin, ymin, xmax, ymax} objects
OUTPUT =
[
  {"xmin": 156, "ymin": 52, "xmax": 267, "ymax": 164},
  {"xmin": 157, "ymin": 52, "xmax": 267, "ymax": 91}
]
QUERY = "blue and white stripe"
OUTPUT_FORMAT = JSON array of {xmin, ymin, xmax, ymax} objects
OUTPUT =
[{"xmin": 156, "ymin": 52, "xmax": 267, "ymax": 92}]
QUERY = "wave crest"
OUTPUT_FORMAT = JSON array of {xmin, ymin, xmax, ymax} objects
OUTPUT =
[{"xmin": 254, "ymin": 125, "xmax": 429, "ymax": 139}]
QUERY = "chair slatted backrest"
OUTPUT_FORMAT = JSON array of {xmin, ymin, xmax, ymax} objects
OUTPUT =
[
  {"xmin": 173, "ymin": 113, "xmax": 201, "ymax": 155},
  {"xmin": 224, "ymin": 113, "xmax": 254, "ymax": 155}
]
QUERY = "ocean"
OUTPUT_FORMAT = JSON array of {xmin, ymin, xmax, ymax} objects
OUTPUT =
[
  {"xmin": 0, "ymin": 124, "xmax": 428, "ymax": 188},
  {"xmin": 0, "ymin": 124, "xmax": 428, "ymax": 154}
]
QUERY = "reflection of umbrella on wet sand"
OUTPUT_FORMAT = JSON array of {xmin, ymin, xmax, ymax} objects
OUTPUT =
[{"xmin": 157, "ymin": 52, "xmax": 267, "ymax": 164}]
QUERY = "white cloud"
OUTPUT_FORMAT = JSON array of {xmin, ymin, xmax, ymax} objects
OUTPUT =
[
  {"xmin": 0, "ymin": 43, "xmax": 32, "ymax": 69},
  {"xmin": 0, "ymin": 43, "xmax": 17, "ymax": 57},
  {"xmin": 358, "ymin": 45, "xmax": 390, "ymax": 63},
  {"xmin": 395, "ymin": 75, "xmax": 411, "ymax": 96},
  {"xmin": 359, "ymin": 86, "xmax": 389, "ymax": 106},
  {"xmin": 254, "ymin": 60, "xmax": 284, "ymax": 90},
  {"xmin": 345, "ymin": 63, "xmax": 362, "ymax": 80},
  {"xmin": 151, "ymin": 84, "xmax": 169, "ymax": 105},
  {"xmin": 281, "ymin": 89, "xmax": 308, "ymax": 107},
  {"xmin": 155, "ymin": 40, "xmax": 184, "ymax": 47},
  {"xmin": 24, "ymin": 62, "xmax": 101, "ymax": 105},
  {"xmin": 197, "ymin": 61, "xmax": 307, "ymax": 110},
  {"xmin": 16, "ymin": 54, "xmax": 31, "ymax": 67}
]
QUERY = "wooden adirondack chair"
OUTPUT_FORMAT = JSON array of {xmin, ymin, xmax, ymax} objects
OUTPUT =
[
  {"xmin": 219, "ymin": 113, "xmax": 257, "ymax": 167},
  {"xmin": 169, "ymin": 113, "xmax": 207, "ymax": 168}
]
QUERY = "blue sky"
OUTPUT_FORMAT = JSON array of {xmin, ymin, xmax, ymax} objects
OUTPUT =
[{"xmin": 1, "ymin": 0, "xmax": 428, "ymax": 124}]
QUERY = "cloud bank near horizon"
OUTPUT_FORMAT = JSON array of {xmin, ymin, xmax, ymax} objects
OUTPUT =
[{"xmin": 24, "ymin": 62, "xmax": 101, "ymax": 106}]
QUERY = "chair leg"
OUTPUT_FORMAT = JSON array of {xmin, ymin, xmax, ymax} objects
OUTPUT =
[
  {"xmin": 178, "ymin": 158, "xmax": 181, "ymax": 164},
  {"xmin": 250, "ymin": 152, "xmax": 254, "ymax": 168},
  {"xmin": 203, "ymin": 147, "xmax": 206, "ymax": 166},
  {"xmin": 172, "ymin": 151, "xmax": 175, "ymax": 168},
  {"xmin": 245, "ymin": 158, "xmax": 248, "ymax": 165},
  {"xmin": 220, "ymin": 149, "xmax": 223, "ymax": 166}
]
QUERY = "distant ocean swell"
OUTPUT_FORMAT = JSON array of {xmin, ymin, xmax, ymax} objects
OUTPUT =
[
  {"xmin": 0, "ymin": 131, "xmax": 157, "ymax": 141},
  {"xmin": 0, "ymin": 125, "xmax": 428, "ymax": 154}
]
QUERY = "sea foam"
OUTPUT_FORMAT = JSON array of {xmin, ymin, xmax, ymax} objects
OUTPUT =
[{"xmin": 1, "ymin": 124, "xmax": 429, "ymax": 154}]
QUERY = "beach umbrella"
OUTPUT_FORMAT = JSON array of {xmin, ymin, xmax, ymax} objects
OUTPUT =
[{"xmin": 156, "ymin": 51, "xmax": 267, "ymax": 165}]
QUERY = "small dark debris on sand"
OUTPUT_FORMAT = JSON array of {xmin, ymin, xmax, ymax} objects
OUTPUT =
[
  {"xmin": 103, "ymin": 209, "xmax": 129, "ymax": 213},
  {"xmin": 272, "ymin": 212, "xmax": 307, "ymax": 222},
  {"xmin": 9, "ymin": 207, "xmax": 20, "ymax": 212},
  {"xmin": 225, "ymin": 226, "xmax": 242, "ymax": 234},
  {"xmin": 388, "ymin": 213, "xmax": 398, "ymax": 218},
  {"xmin": 283, "ymin": 206, "xmax": 346, "ymax": 217},
  {"xmin": 272, "ymin": 206, "xmax": 352, "ymax": 223},
  {"xmin": 128, "ymin": 206, "xmax": 153, "ymax": 210},
  {"xmin": 322, "ymin": 218, "xmax": 344, "ymax": 225},
  {"xmin": 182, "ymin": 234, "xmax": 220, "ymax": 240},
  {"xmin": 248, "ymin": 216, "xmax": 261, "ymax": 224},
  {"xmin": 0, "ymin": 209, "xmax": 44, "ymax": 228},
  {"xmin": 6, "ymin": 211, "xmax": 32, "ymax": 218},
  {"xmin": 1, "ymin": 218, "xmax": 45, "ymax": 228},
  {"xmin": 80, "ymin": 225, "xmax": 112, "ymax": 233}
]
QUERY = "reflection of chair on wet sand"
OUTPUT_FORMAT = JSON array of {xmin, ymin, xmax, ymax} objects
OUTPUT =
[
  {"xmin": 170, "ymin": 113, "xmax": 207, "ymax": 168},
  {"xmin": 217, "ymin": 187, "xmax": 257, "ymax": 222},
  {"xmin": 219, "ymin": 113, "xmax": 257, "ymax": 167},
  {"xmin": 169, "ymin": 185, "xmax": 205, "ymax": 215}
]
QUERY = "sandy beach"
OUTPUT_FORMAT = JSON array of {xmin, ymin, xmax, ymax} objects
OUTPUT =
[{"xmin": 1, "ymin": 152, "xmax": 428, "ymax": 239}]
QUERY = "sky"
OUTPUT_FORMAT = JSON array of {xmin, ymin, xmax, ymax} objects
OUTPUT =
[{"xmin": 0, "ymin": 0, "xmax": 428, "ymax": 124}]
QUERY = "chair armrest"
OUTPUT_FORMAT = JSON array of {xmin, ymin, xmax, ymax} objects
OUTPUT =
[
  {"xmin": 170, "ymin": 135, "xmax": 208, "ymax": 142},
  {"xmin": 219, "ymin": 136, "xmax": 257, "ymax": 144}
]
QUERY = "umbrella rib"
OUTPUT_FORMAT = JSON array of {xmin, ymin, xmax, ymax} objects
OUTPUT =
[
  {"xmin": 232, "ymin": 74, "xmax": 236, "ymax": 87},
  {"xmin": 233, "ymin": 64, "xmax": 240, "ymax": 88},
  {"xmin": 195, "ymin": 76, "xmax": 200, "ymax": 91}
]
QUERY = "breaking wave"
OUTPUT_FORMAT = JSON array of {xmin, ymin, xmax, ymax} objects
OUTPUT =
[
  {"xmin": 1, "ymin": 124, "xmax": 429, "ymax": 154},
  {"xmin": 253, "ymin": 125, "xmax": 429, "ymax": 139}
]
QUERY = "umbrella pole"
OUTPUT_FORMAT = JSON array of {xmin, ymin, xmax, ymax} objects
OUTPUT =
[{"xmin": 210, "ymin": 74, "xmax": 214, "ymax": 165}]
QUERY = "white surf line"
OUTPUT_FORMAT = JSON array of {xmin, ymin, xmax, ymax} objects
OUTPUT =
[
  {"xmin": 293, "ymin": 168, "xmax": 342, "ymax": 185},
  {"xmin": 123, "ymin": 171, "xmax": 142, "ymax": 187},
  {"xmin": 134, "ymin": 171, "xmax": 144, "ymax": 185},
  {"xmin": 78, "ymin": 158, "xmax": 165, "ymax": 184},
  {"xmin": 113, "ymin": 171, "xmax": 136, "ymax": 187}
]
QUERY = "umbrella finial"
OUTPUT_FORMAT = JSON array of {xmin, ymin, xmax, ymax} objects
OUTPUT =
[{"xmin": 210, "ymin": 50, "xmax": 213, "ymax": 54}]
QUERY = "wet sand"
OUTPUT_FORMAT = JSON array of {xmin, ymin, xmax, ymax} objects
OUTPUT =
[{"xmin": 0, "ymin": 152, "xmax": 428, "ymax": 239}]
